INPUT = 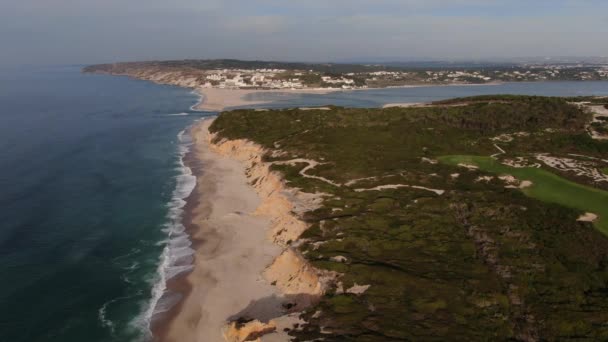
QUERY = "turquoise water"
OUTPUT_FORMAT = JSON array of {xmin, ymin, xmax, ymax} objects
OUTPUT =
[
  {"xmin": 0, "ymin": 66, "xmax": 211, "ymax": 341},
  {"xmin": 2, "ymin": 67, "xmax": 608, "ymax": 342}
]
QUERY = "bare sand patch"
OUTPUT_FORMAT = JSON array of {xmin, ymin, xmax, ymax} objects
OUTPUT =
[
  {"xmin": 536, "ymin": 154, "xmax": 608, "ymax": 183},
  {"xmin": 298, "ymin": 107, "xmax": 331, "ymax": 111},
  {"xmin": 382, "ymin": 102, "xmax": 425, "ymax": 108},
  {"xmin": 354, "ymin": 184, "xmax": 445, "ymax": 195},
  {"xmin": 519, "ymin": 180, "xmax": 533, "ymax": 189},
  {"xmin": 194, "ymin": 88, "xmax": 334, "ymax": 112},
  {"xmin": 346, "ymin": 284, "xmax": 371, "ymax": 296},
  {"xmin": 458, "ymin": 163, "xmax": 479, "ymax": 170},
  {"xmin": 578, "ymin": 212, "xmax": 598, "ymax": 222}
]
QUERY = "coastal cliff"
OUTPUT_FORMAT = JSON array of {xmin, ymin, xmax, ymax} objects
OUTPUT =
[
  {"xmin": 207, "ymin": 130, "xmax": 334, "ymax": 341},
  {"xmin": 84, "ymin": 59, "xmax": 608, "ymax": 92},
  {"xmin": 84, "ymin": 63, "xmax": 207, "ymax": 88},
  {"xmin": 208, "ymin": 137, "xmax": 323, "ymax": 246},
  {"xmin": 83, "ymin": 63, "xmax": 334, "ymax": 112},
  {"xmin": 204, "ymin": 102, "xmax": 608, "ymax": 341},
  {"xmin": 83, "ymin": 62, "xmax": 608, "ymax": 340}
]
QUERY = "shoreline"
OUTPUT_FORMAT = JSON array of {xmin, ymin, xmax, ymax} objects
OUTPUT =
[
  {"xmin": 144, "ymin": 127, "xmax": 197, "ymax": 340},
  {"xmin": 191, "ymin": 82, "xmax": 505, "ymax": 112},
  {"xmin": 153, "ymin": 118, "xmax": 284, "ymax": 341},
  {"xmin": 149, "ymin": 141, "xmax": 201, "ymax": 340},
  {"xmin": 192, "ymin": 87, "xmax": 335, "ymax": 112},
  {"xmin": 85, "ymin": 70, "xmax": 506, "ymax": 112},
  {"xmin": 149, "ymin": 82, "xmax": 499, "ymax": 340},
  {"xmin": 152, "ymin": 118, "xmax": 329, "ymax": 341},
  {"xmin": 85, "ymin": 70, "xmax": 608, "ymax": 114}
]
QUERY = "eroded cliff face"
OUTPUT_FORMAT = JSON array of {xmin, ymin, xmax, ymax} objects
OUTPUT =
[
  {"xmin": 208, "ymin": 137, "xmax": 312, "ymax": 246},
  {"xmin": 223, "ymin": 320, "xmax": 277, "ymax": 342},
  {"xmin": 207, "ymin": 133, "xmax": 332, "ymax": 341},
  {"xmin": 264, "ymin": 249, "xmax": 323, "ymax": 297}
]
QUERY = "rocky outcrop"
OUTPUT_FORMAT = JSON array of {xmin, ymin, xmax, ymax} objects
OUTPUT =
[
  {"xmin": 223, "ymin": 319, "xmax": 277, "ymax": 342},
  {"xmin": 263, "ymin": 249, "xmax": 324, "ymax": 312}
]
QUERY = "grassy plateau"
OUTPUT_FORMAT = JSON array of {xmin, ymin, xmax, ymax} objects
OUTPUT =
[
  {"xmin": 439, "ymin": 155, "xmax": 608, "ymax": 234},
  {"xmin": 210, "ymin": 96, "xmax": 608, "ymax": 341}
]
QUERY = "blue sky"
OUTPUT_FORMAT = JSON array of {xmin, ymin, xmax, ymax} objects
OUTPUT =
[{"xmin": 1, "ymin": 0, "xmax": 607, "ymax": 65}]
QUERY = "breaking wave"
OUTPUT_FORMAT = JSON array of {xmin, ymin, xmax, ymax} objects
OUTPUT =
[{"xmin": 131, "ymin": 126, "xmax": 197, "ymax": 339}]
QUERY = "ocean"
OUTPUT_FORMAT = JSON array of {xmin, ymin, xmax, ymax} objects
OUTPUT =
[
  {"xmin": 1, "ymin": 66, "xmax": 608, "ymax": 342},
  {"xmin": 0, "ymin": 65, "xmax": 210, "ymax": 342}
]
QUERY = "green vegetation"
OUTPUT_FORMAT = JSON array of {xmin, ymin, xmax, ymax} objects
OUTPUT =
[
  {"xmin": 210, "ymin": 96, "xmax": 608, "ymax": 341},
  {"xmin": 435, "ymin": 94, "xmax": 607, "ymax": 107},
  {"xmin": 439, "ymin": 155, "xmax": 608, "ymax": 234}
]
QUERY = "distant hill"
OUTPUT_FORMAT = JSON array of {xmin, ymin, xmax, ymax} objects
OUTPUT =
[{"xmin": 83, "ymin": 59, "xmax": 401, "ymax": 74}]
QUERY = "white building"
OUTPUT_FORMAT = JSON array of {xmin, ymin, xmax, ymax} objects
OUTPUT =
[
  {"xmin": 206, "ymin": 74, "xmax": 222, "ymax": 81},
  {"xmin": 250, "ymin": 74, "xmax": 265, "ymax": 83}
]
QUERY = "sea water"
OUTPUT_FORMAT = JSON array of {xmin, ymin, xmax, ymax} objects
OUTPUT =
[
  {"xmin": 2, "ymin": 66, "xmax": 608, "ymax": 342},
  {"xmin": 0, "ymin": 65, "xmax": 211, "ymax": 341},
  {"xmin": 242, "ymin": 81, "xmax": 608, "ymax": 108}
]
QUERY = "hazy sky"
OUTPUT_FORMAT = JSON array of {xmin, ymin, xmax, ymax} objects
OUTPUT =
[{"xmin": 1, "ymin": 0, "xmax": 608, "ymax": 65}]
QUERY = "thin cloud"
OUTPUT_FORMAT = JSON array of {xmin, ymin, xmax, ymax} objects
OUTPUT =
[{"xmin": 0, "ymin": 0, "xmax": 607, "ymax": 65}]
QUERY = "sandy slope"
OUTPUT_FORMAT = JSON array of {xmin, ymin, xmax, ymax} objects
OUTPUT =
[
  {"xmin": 158, "ymin": 119, "xmax": 283, "ymax": 342},
  {"xmin": 157, "ymin": 119, "xmax": 330, "ymax": 342}
]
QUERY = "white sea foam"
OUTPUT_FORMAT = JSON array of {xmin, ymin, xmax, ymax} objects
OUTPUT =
[
  {"xmin": 132, "ymin": 126, "xmax": 198, "ymax": 339},
  {"xmin": 121, "ymin": 274, "xmax": 134, "ymax": 285},
  {"xmin": 99, "ymin": 299, "xmax": 117, "ymax": 335},
  {"xmin": 112, "ymin": 247, "xmax": 141, "ymax": 262},
  {"xmin": 189, "ymin": 90, "xmax": 204, "ymax": 111},
  {"xmin": 100, "ymin": 292, "xmax": 143, "ymax": 338},
  {"xmin": 119, "ymin": 261, "xmax": 141, "ymax": 284},
  {"xmin": 167, "ymin": 112, "xmax": 189, "ymax": 116},
  {"xmin": 123, "ymin": 261, "xmax": 140, "ymax": 271}
]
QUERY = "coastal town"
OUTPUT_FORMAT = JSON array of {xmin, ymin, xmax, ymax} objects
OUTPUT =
[
  {"xmin": 199, "ymin": 68, "xmax": 356, "ymax": 89},
  {"xmin": 84, "ymin": 59, "xmax": 608, "ymax": 91}
]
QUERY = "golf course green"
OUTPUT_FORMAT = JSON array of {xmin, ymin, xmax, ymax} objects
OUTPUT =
[{"xmin": 439, "ymin": 155, "xmax": 608, "ymax": 235}]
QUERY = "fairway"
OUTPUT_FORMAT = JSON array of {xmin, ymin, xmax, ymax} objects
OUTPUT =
[{"xmin": 439, "ymin": 155, "xmax": 608, "ymax": 235}]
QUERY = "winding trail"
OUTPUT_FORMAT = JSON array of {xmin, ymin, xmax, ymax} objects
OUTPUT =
[
  {"xmin": 568, "ymin": 153, "xmax": 608, "ymax": 164},
  {"xmin": 272, "ymin": 158, "xmax": 445, "ymax": 195},
  {"xmin": 491, "ymin": 143, "xmax": 506, "ymax": 158},
  {"xmin": 355, "ymin": 184, "xmax": 445, "ymax": 195},
  {"xmin": 271, "ymin": 159, "xmax": 341, "ymax": 187}
]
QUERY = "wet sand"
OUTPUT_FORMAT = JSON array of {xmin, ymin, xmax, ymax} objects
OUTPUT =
[
  {"xmin": 192, "ymin": 82, "xmax": 503, "ymax": 112},
  {"xmin": 194, "ymin": 88, "xmax": 334, "ymax": 112},
  {"xmin": 152, "ymin": 119, "xmax": 283, "ymax": 342}
]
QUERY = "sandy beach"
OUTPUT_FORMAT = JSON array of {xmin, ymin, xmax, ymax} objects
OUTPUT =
[
  {"xmin": 152, "ymin": 119, "xmax": 283, "ymax": 341},
  {"xmin": 153, "ymin": 118, "xmax": 325, "ymax": 342},
  {"xmin": 191, "ymin": 81, "xmax": 504, "ymax": 112},
  {"xmin": 193, "ymin": 88, "xmax": 334, "ymax": 112},
  {"xmin": 152, "ymin": 119, "xmax": 334, "ymax": 342},
  {"xmin": 382, "ymin": 102, "xmax": 425, "ymax": 108}
]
